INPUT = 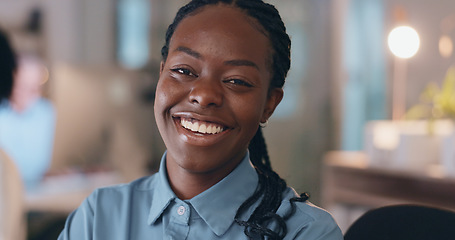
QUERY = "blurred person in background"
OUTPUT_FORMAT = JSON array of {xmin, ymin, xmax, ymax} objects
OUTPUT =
[
  {"xmin": 0, "ymin": 29, "xmax": 56, "ymax": 189},
  {"xmin": 0, "ymin": 27, "xmax": 26, "ymax": 240}
]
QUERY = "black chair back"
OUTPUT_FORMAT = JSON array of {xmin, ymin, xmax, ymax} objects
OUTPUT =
[{"xmin": 344, "ymin": 204, "xmax": 455, "ymax": 240}]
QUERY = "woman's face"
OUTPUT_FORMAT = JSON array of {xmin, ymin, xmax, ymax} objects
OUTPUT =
[
  {"xmin": 154, "ymin": 4, "xmax": 283, "ymax": 176},
  {"xmin": 11, "ymin": 57, "xmax": 46, "ymax": 112}
]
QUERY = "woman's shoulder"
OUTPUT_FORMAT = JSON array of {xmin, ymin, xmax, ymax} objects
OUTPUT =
[
  {"xmin": 279, "ymin": 187, "xmax": 343, "ymax": 239},
  {"xmin": 86, "ymin": 174, "xmax": 160, "ymax": 203},
  {"xmin": 280, "ymin": 188, "xmax": 335, "ymax": 222}
]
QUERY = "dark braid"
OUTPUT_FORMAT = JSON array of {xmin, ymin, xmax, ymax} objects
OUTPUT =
[
  {"xmin": 0, "ymin": 29, "xmax": 16, "ymax": 103},
  {"xmin": 161, "ymin": 1, "xmax": 308, "ymax": 239},
  {"xmin": 238, "ymin": 127, "xmax": 309, "ymax": 240}
]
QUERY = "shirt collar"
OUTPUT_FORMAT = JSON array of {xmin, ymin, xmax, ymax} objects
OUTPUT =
[
  {"xmin": 147, "ymin": 152, "xmax": 177, "ymax": 225},
  {"xmin": 147, "ymin": 152, "xmax": 259, "ymax": 237},
  {"xmin": 189, "ymin": 152, "xmax": 258, "ymax": 236}
]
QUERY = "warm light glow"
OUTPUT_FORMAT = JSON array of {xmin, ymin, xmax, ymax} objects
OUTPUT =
[
  {"xmin": 372, "ymin": 122, "xmax": 399, "ymax": 150},
  {"xmin": 388, "ymin": 26, "xmax": 420, "ymax": 59},
  {"xmin": 439, "ymin": 35, "xmax": 453, "ymax": 58}
]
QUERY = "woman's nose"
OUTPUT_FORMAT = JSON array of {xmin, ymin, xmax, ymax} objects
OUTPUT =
[{"xmin": 188, "ymin": 78, "xmax": 223, "ymax": 108}]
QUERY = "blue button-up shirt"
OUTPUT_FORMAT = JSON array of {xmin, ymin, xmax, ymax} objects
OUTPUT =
[
  {"xmin": 58, "ymin": 153, "xmax": 342, "ymax": 239},
  {"xmin": 0, "ymin": 98, "xmax": 55, "ymax": 189}
]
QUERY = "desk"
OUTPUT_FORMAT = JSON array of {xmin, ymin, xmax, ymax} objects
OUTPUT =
[
  {"xmin": 321, "ymin": 151, "xmax": 455, "ymax": 231},
  {"xmin": 25, "ymin": 171, "xmax": 124, "ymax": 214}
]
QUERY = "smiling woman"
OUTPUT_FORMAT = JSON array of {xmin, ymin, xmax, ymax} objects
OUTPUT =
[
  {"xmin": 58, "ymin": 1, "xmax": 342, "ymax": 240},
  {"xmin": 155, "ymin": 4, "xmax": 278, "ymax": 193}
]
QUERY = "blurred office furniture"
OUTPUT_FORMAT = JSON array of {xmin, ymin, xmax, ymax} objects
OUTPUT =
[
  {"xmin": 364, "ymin": 120, "xmax": 455, "ymax": 174},
  {"xmin": 25, "ymin": 170, "xmax": 122, "ymax": 214},
  {"xmin": 322, "ymin": 151, "xmax": 455, "ymax": 232},
  {"xmin": 23, "ymin": 168, "xmax": 124, "ymax": 240},
  {"xmin": 50, "ymin": 65, "xmax": 159, "ymax": 177},
  {"xmin": 344, "ymin": 204, "xmax": 455, "ymax": 240},
  {"xmin": 0, "ymin": 149, "xmax": 26, "ymax": 240}
]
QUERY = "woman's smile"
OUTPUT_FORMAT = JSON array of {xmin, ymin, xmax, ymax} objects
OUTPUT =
[
  {"xmin": 178, "ymin": 118, "xmax": 226, "ymax": 135},
  {"xmin": 171, "ymin": 112, "xmax": 233, "ymax": 147}
]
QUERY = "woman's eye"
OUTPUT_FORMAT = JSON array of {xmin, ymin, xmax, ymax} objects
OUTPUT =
[
  {"xmin": 171, "ymin": 68, "xmax": 198, "ymax": 77},
  {"xmin": 225, "ymin": 79, "xmax": 253, "ymax": 87}
]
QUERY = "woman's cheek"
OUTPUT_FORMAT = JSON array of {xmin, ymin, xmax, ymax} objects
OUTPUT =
[{"xmin": 155, "ymin": 78, "xmax": 181, "ymax": 109}]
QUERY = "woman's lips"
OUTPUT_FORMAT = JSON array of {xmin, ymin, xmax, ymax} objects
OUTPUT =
[
  {"xmin": 179, "ymin": 117, "xmax": 227, "ymax": 134},
  {"xmin": 171, "ymin": 115, "xmax": 232, "ymax": 147}
]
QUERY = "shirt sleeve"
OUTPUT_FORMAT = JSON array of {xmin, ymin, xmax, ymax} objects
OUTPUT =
[
  {"xmin": 293, "ymin": 216, "xmax": 343, "ymax": 240},
  {"xmin": 58, "ymin": 191, "xmax": 97, "ymax": 240}
]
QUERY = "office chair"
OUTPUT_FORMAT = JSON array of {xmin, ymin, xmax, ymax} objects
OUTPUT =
[{"xmin": 344, "ymin": 204, "xmax": 455, "ymax": 240}]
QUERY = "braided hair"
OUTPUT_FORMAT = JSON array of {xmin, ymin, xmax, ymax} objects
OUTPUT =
[
  {"xmin": 161, "ymin": 1, "xmax": 308, "ymax": 239},
  {"xmin": 0, "ymin": 29, "xmax": 16, "ymax": 103}
]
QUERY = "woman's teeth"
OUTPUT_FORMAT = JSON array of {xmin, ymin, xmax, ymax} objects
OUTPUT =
[{"xmin": 180, "ymin": 118, "xmax": 224, "ymax": 134}]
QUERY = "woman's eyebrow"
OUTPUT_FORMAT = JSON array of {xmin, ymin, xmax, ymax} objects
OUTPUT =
[
  {"xmin": 174, "ymin": 46, "xmax": 258, "ymax": 70},
  {"xmin": 224, "ymin": 59, "xmax": 259, "ymax": 70},
  {"xmin": 175, "ymin": 46, "xmax": 202, "ymax": 59}
]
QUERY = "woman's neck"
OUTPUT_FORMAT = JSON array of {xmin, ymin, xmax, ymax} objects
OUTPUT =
[{"xmin": 165, "ymin": 154, "xmax": 244, "ymax": 200}]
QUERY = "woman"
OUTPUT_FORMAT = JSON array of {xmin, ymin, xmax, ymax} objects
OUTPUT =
[
  {"xmin": 0, "ymin": 27, "xmax": 26, "ymax": 240},
  {"xmin": 0, "ymin": 49, "xmax": 55, "ymax": 188},
  {"xmin": 59, "ymin": 0, "xmax": 342, "ymax": 239}
]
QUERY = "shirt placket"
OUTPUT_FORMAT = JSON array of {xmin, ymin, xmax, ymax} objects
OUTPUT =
[{"xmin": 165, "ymin": 200, "xmax": 190, "ymax": 240}]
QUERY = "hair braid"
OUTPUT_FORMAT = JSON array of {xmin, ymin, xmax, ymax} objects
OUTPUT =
[
  {"xmin": 161, "ymin": 1, "xmax": 308, "ymax": 239},
  {"xmin": 235, "ymin": 0, "xmax": 290, "ymax": 89},
  {"xmin": 234, "ymin": 127, "xmax": 288, "ymax": 240}
]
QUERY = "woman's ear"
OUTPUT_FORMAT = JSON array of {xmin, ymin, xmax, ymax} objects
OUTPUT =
[
  {"xmin": 261, "ymin": 88, "xmax": 284, "ymax": 123},
  {"xmin": 159, "ymin": 61, "xmax": 165, "ymax": 75}
]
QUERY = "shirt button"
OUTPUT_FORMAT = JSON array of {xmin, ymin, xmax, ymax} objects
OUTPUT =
[{"xmin": 177, "ymin": 206, "xmax": 186, "ymax": 215}]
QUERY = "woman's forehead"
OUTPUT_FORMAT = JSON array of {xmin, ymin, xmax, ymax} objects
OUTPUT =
[{"xmin": 168, "ymin": 4, "xmax": 272, "ymax": 67}]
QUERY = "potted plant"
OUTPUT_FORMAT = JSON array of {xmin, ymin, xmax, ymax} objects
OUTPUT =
[{"xmin": 365, "ymin": 66, "xmax": 455, "ymax": 174}]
